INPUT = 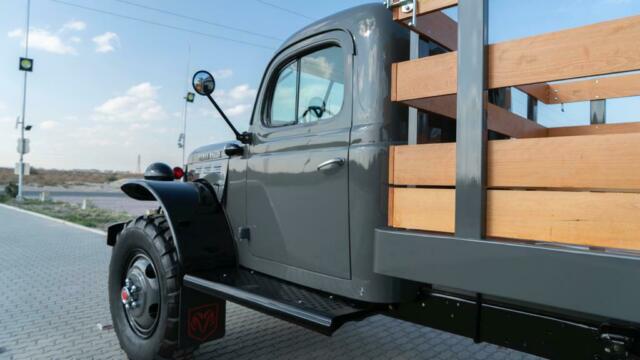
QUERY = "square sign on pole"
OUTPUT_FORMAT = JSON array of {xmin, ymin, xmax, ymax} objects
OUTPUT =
[
  {"xmin": 14, "ymin": 162, "xmax": 30, "ymax": 176},
  {"xmin": 186, "ymin": 92, "xmax": 195, "ymax": 103},
  {"xmin": 17, "ymin": 138, "xmax": 30, "ymax": 154},
  {"xmin": 19, "ymin": 57, "xmax": 34, "ymax": 72}
]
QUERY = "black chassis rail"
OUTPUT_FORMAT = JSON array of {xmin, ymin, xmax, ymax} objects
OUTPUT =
[{"xmin": 388, "ymin": 289, "xmax": 636, "ymax": 360}]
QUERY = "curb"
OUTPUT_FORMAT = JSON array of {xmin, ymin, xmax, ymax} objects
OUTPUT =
[{"xmin": 0, "ymin": 203, "xmax": 107, "ymax": 236}]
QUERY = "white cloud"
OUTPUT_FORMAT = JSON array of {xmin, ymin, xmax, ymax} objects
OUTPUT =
[
  {"xmin": 92, "ymin": 32, "xmax": 119, "ymax": 53},
  {"xmin": 40, "ymin": 120, "xmax": 60, "ymax": 130},
  {"xmin": 70, "ymin": 36, "xmax": 81, "ymax": 44},
  {"xmin": 0, "ymin": 116, "xmax": 14, "ymax": 125},
  {"xmin": 226, "ymin": 104, "xmax": 252, "ymax": 117},
  {"xmin": 213, "ymin": 69, "xmax": 233, "ymax": 79},
  {"xmin": 93, "ymin": 82, "xmax": 167, "ymax": 123},
  {"xmin": 200, "ymin": 84, "xmax": 257, "ymax": 120},
  {"xmin": 218, "ymin": 84, "xmax": 257, "ymax": 104},
  {"xmin": 8, "ymin": 27, "xmax": 77, "ymax": 55},
  {"xmin": 7, "ymin": 29, "xmax": 21, "ymax": 38},
  {"xmin": 61, "ymin": 20, "xmax": 86, "ymax": 32}
]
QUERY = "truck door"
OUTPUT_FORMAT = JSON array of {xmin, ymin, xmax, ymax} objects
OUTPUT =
[{"xmin": 246, "ymin": 32, "xmax": 353, "ymax": 279}]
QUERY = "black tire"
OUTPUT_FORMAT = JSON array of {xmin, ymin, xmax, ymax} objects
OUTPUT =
[{"xmin": 109, "ymin": 215, "xmax": 195, "ymax": 360}]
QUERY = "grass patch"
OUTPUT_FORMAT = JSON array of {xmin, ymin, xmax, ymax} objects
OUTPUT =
[
  {"xmin": 0, "ymin": 167, "xmax": 141, "ymax": 187},
  {"xmin": 5, "ymin": 199, "xmax": 131, "ymax": 230}
]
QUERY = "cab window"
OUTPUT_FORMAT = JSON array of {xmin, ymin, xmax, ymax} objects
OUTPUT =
[
  {"xmin": 269, "ymin": 61, "xmax": 297, "ymax": 126},
  {"xmin": 266, "ymin": 46, "xmax": 344, "ymax": 127}
]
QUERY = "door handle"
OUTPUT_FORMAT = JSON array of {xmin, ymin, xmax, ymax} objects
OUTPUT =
[{"xmin": 317, "ymin": 157, "xmax": 345, "ymax": 171}]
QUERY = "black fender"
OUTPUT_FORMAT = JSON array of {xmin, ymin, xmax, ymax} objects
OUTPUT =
[{"xmin": 107, "ymin": 179, "xmax": 236, "ymax": 273}]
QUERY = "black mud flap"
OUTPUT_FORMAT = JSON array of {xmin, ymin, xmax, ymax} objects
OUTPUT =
[{"xmin": 179, "ymin": 285, "xmax": 226, "ymax": 348}]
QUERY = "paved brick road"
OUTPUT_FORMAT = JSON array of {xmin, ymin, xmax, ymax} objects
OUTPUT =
[{"xmin": 0, "ymin": 205, "xmax": 538, "ymax": 359}]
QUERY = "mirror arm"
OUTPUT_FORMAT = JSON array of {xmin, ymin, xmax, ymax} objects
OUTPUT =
[{"xmin": 206, "ymin": 94, "xmax": 252, "ymax": 144}]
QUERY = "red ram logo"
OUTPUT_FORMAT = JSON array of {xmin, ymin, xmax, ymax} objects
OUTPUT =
[{"xmin": 187, "ymin": 303, "xmax": 219, "ymax": 342}]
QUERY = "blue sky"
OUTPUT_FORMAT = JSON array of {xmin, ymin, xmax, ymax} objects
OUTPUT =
[{"xmin": 0, "ymin": 0, "xmax": 639, "ymax": 171}]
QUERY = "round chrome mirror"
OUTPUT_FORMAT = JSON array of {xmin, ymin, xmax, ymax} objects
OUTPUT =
[{"xmin": 192, "ymin": 70, "xmax": 215, "ymax": 96}]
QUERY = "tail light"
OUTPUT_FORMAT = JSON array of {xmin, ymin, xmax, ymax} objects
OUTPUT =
[{"xmin": 173, "ymin": 167, "xmax": 185, "ymax": 180}]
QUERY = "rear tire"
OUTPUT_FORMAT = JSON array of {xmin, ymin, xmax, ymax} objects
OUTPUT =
[{"xmin": 109, "ymin": 215, "xmax": 195, "ymax": 360}]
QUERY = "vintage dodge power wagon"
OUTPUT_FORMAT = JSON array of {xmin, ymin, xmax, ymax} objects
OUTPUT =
[{"xmin": 106, "ymin": 1, "xmax": 640, "ymax": 359}]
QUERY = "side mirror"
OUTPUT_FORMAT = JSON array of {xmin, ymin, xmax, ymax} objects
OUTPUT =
[
  {"xmin": 192, "ymin": 69, "xmax": 253, "ymax": 145},
  {"xmin": 192, "ymin": 70, "xmax": 216, "ymax": 96}
]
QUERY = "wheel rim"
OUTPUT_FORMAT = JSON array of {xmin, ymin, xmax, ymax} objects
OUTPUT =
[{"xmin": 121, "ymin": 252, "xmax": 161, "ymax": 338}]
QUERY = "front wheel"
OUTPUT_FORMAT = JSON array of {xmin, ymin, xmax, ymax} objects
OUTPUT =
[{"xmin": 109, "ymin": 215, "xmax": 195, "ymax": 360}]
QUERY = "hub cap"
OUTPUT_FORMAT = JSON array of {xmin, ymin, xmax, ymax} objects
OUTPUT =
[{"xmin": 122, "ymin": 253, "xmax": 160, "ymax": 338}]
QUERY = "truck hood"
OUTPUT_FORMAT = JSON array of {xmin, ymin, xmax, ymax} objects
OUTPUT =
[{"xmin": 187, "ymin": 141, "xmax": 239, "ymax": 164}]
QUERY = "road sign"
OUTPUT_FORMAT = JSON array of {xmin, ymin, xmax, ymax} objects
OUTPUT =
[
  {"xmin": 14, "ymin": 162, "xmax": 30, "ymax": 176},
  {"xmin": 186, "ymin": 92, "xmax": 195, "ymax": 103},
  {"xmin": 19, "ymin": 57, "xmax": 33, "ymax": 72},
  {"xmin": 17, "ymin": 138, "xmax": 30, "ymax": 154}
]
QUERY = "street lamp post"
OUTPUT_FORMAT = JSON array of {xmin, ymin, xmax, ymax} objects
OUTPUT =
[
  {"xmin": 180, "ymin": 43, "xmax": 192, "ymax": 167},
  {"xmin": 17, "ymin": 0, "xmax": 32, "ymax": 202}
]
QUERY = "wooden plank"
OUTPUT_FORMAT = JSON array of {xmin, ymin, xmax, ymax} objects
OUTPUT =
[
  {"xmin": 391, "ymin": 142, "xmax": 455, "ymax": 186},
  {"xmin": 389, "ymin": 187, "xmax": 640, "ymax": 250},
  {"xmin": 389, "ymin": 145, "xmax": 396, "ymax": 184},
  {"xmin": 390, "ymin": 63, "xmax": 398, "ymax": 102},
  {"xmin": 404, "ymin": 95, "xmax": 547, "ymax": 138},
  {"xmin": 393, "ymin": 15, "xmax": 640, "ymax": 100},
  {"xmin": 546, "ymin": 73, "xmax": 640, "ymax": 104},
  {"xmin": 547, "ymin": 122, "xmax": 640, "ymax": 137},
  {"xmin": 388, "ymin": 187, "xmax": 454, "ymax": 233},
  {"xmin": 485, "ymin": 101, "xmax": 548, "ymax": 138},
  {"xmin": 390, "ymin": 133, "xmax": 640, "ymax": 191},
  {"xmin": 392, "ymin": 0, "xmax": 458, "ymax": 21},
  {"xmin": 517, "ymin": 83, "xmax": 549, "ymax": 103},
  {"xmin": 409, "ymin": 10, "xmax": 458, "ymax": 51},
  {"xmin": 395, "ymin": 53, "xmax": 457, "ymax": 100},
  {"xmin": 399, "ymin": 11, "xmax": 550, "ymax": 102},
  {"xmin": 388, "ymin": 187, "xmax": 395, "ymax": 227}
]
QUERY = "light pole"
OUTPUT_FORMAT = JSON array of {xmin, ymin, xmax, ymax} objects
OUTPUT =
[
  {"xmin": 17, "ymin": 0, "xmax": 32, "ymax": 202},
  {"xmin": 179, "ymin": 43, "xmax": 192, "ymax": 167}
]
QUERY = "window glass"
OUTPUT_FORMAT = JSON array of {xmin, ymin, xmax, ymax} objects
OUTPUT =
[
  {"xmin": 297, "ymin": 47, "xmax": 344, "ymax": 123},
  {"xmin": 270, "ymin": 61, "xmax": 297, "ymax": 126}
]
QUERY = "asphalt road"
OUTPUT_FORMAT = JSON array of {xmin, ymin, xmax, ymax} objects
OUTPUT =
[{"xmin": 0, "ymin": 205, "xmax": 538, "ymax": 359}]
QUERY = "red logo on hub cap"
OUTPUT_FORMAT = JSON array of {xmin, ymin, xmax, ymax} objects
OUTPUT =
[
  {"xmin": 121, "ymin": 288, "xmax": 130, "ymax": 303},
  {"xmin": 187, "ymin": 304, "xmax": 219, "ymax": 341}
]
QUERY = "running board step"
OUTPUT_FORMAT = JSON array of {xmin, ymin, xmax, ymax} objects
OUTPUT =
[{"xmin": 183, "ymin": 268, "xmax": 375, "ymax": 335}]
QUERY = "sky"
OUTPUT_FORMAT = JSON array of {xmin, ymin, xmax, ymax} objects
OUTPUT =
[{"xmin": 0, "ymin": 0, "xmax": 639, "ymax": 172}]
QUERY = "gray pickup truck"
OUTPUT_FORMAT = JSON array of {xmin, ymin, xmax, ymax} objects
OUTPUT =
[{"xmin": 106, "ymin": 3, "xmax": 640, "ymax": 359}]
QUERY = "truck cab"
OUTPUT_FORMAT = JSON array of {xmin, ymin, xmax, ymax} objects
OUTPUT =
[{"xmin": 189, "ymin": 4, "xmax": 412, "ymax": 303}]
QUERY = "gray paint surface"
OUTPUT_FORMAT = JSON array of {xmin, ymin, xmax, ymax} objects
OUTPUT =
[
  {"xmin": 189, "ymin": 4, "xmax": 414, "ymax": 303},
  {"xmin": 245, "ymin": 30, "xmax": 353, "ymax": 279},
  {"xmin": 454, "ymin": 0, "xmax": 488, "ymax": 239},
  {"xmin": 374, "ymin": 228, "xmax": 640, "ymax": 324}
]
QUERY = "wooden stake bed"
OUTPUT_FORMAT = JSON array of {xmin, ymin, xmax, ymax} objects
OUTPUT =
[{"xmin": 388, "ymin": 11, "xmax": 640, "ymax": 252}]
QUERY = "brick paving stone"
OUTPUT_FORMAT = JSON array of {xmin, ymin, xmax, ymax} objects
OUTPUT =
[{"xmin": 0, "ymin": 205, "xmax": 541, "ymax": 359}]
